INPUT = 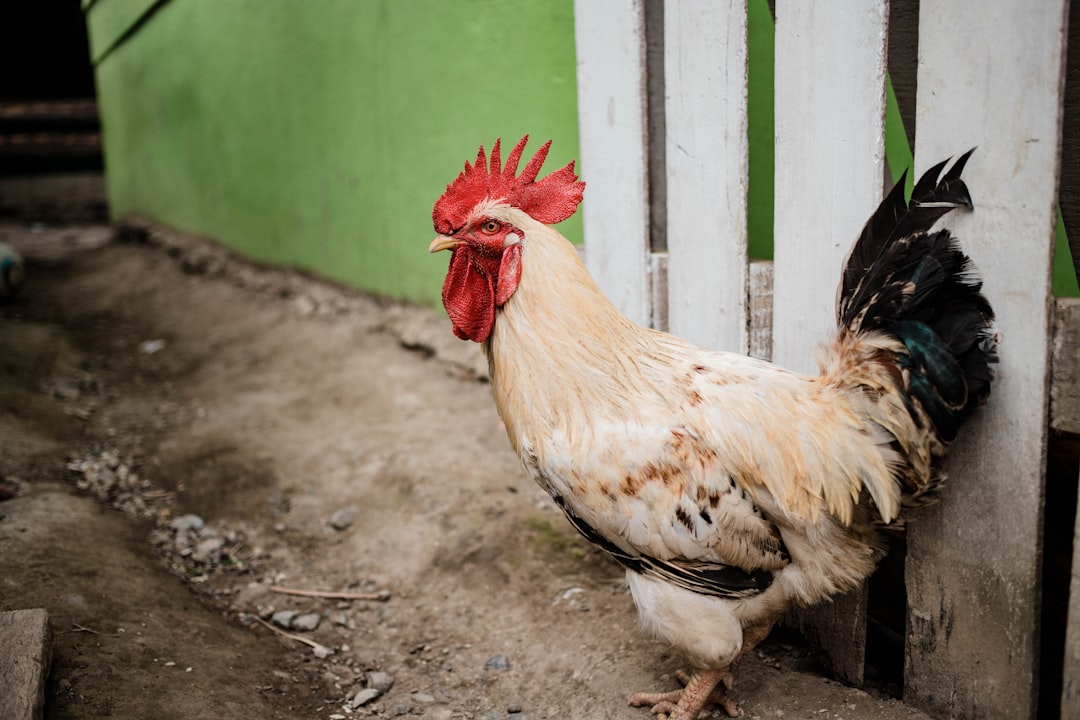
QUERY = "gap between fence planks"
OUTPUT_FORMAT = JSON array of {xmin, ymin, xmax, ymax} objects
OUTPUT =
[{"xmin": 1064, "ymin": 456, "xmax": 1080, "ymax": 719}]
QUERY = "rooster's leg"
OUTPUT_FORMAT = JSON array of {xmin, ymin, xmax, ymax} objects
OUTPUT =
[
  {"xmin": 628, "ymin": 668, "xmax": 739, "ymax": 718},
  {"xmin": 629, "ymin": 618, "xmax": 777, "ymax": 718}
]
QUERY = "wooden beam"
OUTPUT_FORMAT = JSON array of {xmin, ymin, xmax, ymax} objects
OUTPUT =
[
  {"xmin": 0, "ymin": 609, "xmax": 51, "ymax": 720},
  {"xmin": 748, "ymin": 260, "xmax": 773, "ymax": 361},
  {"xmin": 0, "ymin": 133, "xmax": 102, "ymax": 157},
  {"xmin": 0, "ymin": 100, "xmax": 100, "ymax": 125}
]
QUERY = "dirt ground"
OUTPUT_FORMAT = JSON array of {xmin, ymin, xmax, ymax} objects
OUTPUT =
[{"xmin": 0, "ymin": 220, "xmax": 932, "ymax": 720}]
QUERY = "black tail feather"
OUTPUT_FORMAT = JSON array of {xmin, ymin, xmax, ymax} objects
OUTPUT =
[
  {"xmin": 840, "ymin": 148, "xmax": 977, "ymax": 327},
  {"xmin": 839, "ymin": 151, "xmax": 995, "ymax": 440}
]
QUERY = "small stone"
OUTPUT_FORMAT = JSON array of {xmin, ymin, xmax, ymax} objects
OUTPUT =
[
  {"xmin": 507, "ymin": 704, "xmax": 523, "ymax": 714},
  {"xmin": 329, "ymin": 505, "xmax": 358, "ymax": 531},
  {"xmin": 292, "ymin": 295, "xmax": 317, "ymax": 316},
  {"xmin": 170, "ymin": 514, "xmax": 204, "ymax": 532},
  {"xmin": 312, "ymin": 644, "xmax": 332, "ymax": 659},
  {"xmin": 52, "ymin": 379, "xmax": 81, "ymax": 401},
  {"xmin": 366, "ymin": 671, "xmax": 394, "ymax": 693},
  {"xmin": 139, "ymin": 338, "xmax": 166, "ymax": 354},
  {"xmin": 350, "ymin": 688, "xmax": 381, "ymax": 708},
  {"xmin": 484, "ymin": 654, "xmax": 510, "ymax": 671},
  {"xmin": 271, "ymin": 610, "xmax": 298, "ymax": 629},
  {"xmin": 149, "ymin": 528, "xmax": 172, "ymax": 546},
  {"xmin": 191, "ymin": 536, "xmax": 225, "ymax": 564},
  {"xmin": 412, "ymin": 692, "xmax": 436, "ymax": 704},
  {"xmin": 291, "ymin": 613, "xmax": 321, "ymax": 631}
]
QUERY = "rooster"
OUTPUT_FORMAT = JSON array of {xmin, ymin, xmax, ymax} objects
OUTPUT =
[{"xmin": 429, "ymin": 137, "xmax": 995, "ymax": 719}]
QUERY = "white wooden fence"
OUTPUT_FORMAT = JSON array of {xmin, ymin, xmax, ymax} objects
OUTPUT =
[{"xmin": 573, "ymin": 1, "xmax": 1079, "ymax": 718}]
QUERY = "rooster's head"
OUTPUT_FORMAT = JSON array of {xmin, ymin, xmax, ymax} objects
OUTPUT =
[{"xmin": 430, "ymin": 136, "xmax": 584, "ymax": 342}]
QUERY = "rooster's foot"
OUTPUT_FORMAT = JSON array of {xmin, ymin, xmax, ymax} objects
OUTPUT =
[{"xmin": 629, "ymin": 668, "xmax": 739, "ymax": 719}]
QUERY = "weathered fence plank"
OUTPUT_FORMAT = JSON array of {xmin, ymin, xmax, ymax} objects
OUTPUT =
[
  {"xmin": 771, "ymin": 0, "xmax": 889, "ymax": 687},
  {"xmin": 772, "ymin": 2, "xmax": 888, "ymax": 376},
  {"xmin": 573, "ymin": 0, "xmax": 652, "ymax": 327},
  {"xmin": 905, "ymin": 1, "xmax": 1069, "ymax": 717},
  {"xmin": 663, "ymin": 0, "xmax": 749, "ymax": 352}
]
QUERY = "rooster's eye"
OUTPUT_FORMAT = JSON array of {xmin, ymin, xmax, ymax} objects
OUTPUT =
[{"xmin": 480, "ymin": 220, "xmax": 501, "ymax": 235}]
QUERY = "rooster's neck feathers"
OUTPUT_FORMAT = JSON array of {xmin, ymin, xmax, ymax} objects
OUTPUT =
[{"xmin": 484, "ymin": 208, "xmax": 655, "ymax": 431}]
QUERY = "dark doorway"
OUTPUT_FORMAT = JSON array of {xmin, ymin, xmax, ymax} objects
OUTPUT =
[{"xmin": 0, "ymin": 1, "xmax": 102, "ymax": 176}]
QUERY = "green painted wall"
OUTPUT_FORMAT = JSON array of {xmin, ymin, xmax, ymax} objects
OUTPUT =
[
  {"xmin": 746, "ymin": 0, "xmax": 774, "ymax": 262},
  {"xmin": 88, "ymin": 0, "xmax": 580, "ymax": 306}
]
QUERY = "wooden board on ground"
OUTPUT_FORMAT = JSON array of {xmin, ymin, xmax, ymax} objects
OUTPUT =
[{"xmin": 0, "ymin": 608, "xmax": 51, "ymax": 720}]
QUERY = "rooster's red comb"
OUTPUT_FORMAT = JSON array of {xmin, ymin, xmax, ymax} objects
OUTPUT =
[{"xmin": 432, "ymin": 136, "xmax": 585, "ymax": 235}]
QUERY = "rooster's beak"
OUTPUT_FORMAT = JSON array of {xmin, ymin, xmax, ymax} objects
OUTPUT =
[{"xmin": 429, "ymin": 235, "xmax": 461, "ymax": 254}]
